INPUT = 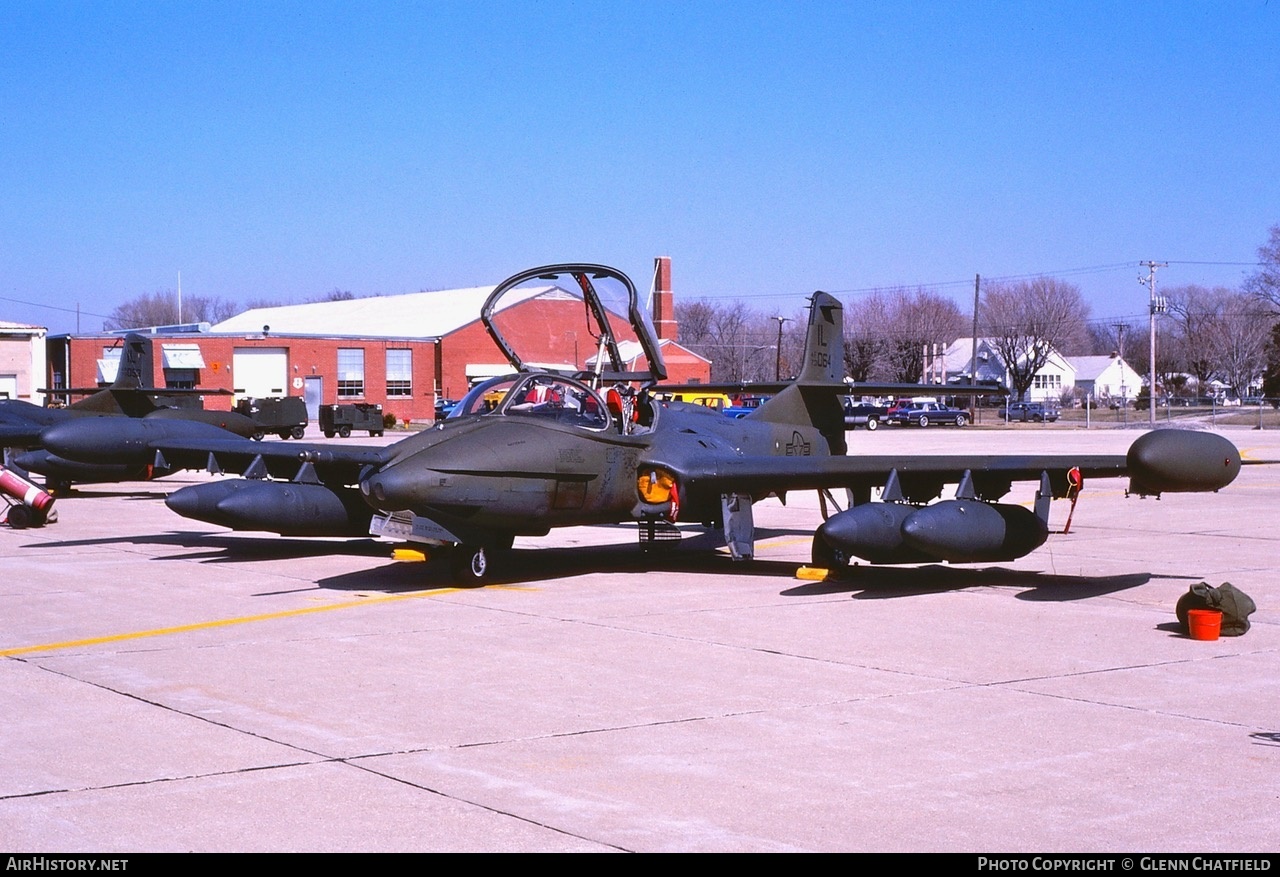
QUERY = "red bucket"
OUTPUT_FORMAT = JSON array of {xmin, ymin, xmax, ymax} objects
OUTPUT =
[{"xmin": 1187, "ymin": 608, "xmax": 1223, "ymax": 641}]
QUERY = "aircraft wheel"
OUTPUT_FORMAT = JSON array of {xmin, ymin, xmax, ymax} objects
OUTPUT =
[
  {"xmin": 811, "ymin": 533, "xmax": 849, "ymax": 570},
  {"xmin": 955, "ymin": 414, "xmax": 967, "ymax": 427},
  {"xmin": 47, "ymin": 479, "xmax": 72, "ymax": 496},
  {"xmin": 291, "ymin": 426, "xmax": 306, "ymax": 440},
  {"xmin": 866, "ymin": 417, "xmax": 878, "ymax": 431},
  {"xmin": 339, "ymin": 425, "xmax": 352, "ymax": 438},
  {"xmin": 918, "ymin": 415, "xmax": 930, "ymax": 428},
  {"xmin": 450, "ymin": 544, "xmax": 492, "ymax": 584}
]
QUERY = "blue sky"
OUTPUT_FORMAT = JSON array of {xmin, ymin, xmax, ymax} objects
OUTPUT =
[{"xmin": 3, "ymin": 1, "xmax": 1277, "ymax": 334}]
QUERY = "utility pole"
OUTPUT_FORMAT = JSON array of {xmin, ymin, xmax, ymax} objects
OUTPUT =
[
  {"xmin": 969, "ymin": 274, "xmax": 980, "ymax": 416},
  {"xmin": 1139, "ymin": 261, "xmax": 1168, "ymax": 429},
  {"xmin": 773, "ymin": 316, "xmax": 791, "ymax": 381},
  {"xmin": 1113, "ymin": 322, "xmax": 1127, "ymax": 424}
]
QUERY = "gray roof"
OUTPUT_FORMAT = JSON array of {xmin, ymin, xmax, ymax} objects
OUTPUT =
[
  {"xmin": 212, "ymin": 284, "xmax": 566, "ymax": 338},
  {"xmin": 1068, "ymin": 355, "xmax": 1132, "ymax": 382}
]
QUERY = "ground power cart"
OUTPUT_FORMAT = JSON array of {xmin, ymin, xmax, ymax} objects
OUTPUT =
[
  {"xmin": 236, "ymin": 395, "xmax": 309, "ymax": 440},
  {"xmin": 320, "ymin": 402, "xmax": 384, "ymax": 437}
]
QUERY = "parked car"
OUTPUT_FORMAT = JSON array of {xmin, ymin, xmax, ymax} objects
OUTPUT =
[
  {"xmin": 890, "ymin": 401, "xmax": 969, "ymax": 427},
  {"xmin": 843, "ymin": 398, "xmax": 889, "ymax": 430},
  {"xmin": 1003, "ymin": 402, "xmax": 1060, "ymax": 423},
  {"xmin": 724, "ymin": 394, "xmax": 770, "ymax": 419}
]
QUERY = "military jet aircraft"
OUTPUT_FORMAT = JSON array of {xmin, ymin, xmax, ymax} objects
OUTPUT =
[
  {"xmin": 39, "ymin": 263, "xmax": 1241, "ymax": 582},
  {"xmin": 1, "ymin": 333, "xmax": 258, "ymax": 492}
]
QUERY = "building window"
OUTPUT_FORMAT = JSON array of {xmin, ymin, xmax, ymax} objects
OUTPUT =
[
  {"xmin": 164, "ymin": 368, "xmax": 198, "ymax": 390},
  {"xmin": 386, "ymin": 349, "xmax": 412, "ymax": 398},
  {"xmin": 337, "ymin": 349, "xmax": 365, "ymax": 397}
]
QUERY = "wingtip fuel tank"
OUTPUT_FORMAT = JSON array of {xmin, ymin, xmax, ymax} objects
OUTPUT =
[{"xmin": 1126, "ymin": 429, "xmax": 1241, "ymax": 496}]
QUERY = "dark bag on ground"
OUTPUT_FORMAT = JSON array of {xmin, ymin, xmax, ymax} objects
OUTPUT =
[{"xmin": 1176, "ymin": 582, "xmax": 1256, "ymax": 637}]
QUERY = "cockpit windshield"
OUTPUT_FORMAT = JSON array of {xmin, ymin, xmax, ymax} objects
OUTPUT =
[
  {"xmin": 448, "ymin": 373, "xmax": 611, "ymax": 431},
  {"xmin": 481, "ymin": 264, "xmax": 667, "ymax": 386}
]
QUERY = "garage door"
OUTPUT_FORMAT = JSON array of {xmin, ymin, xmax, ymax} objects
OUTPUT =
[{"xmin": 232, "ymin": 348, "xmax": 288, "ymax": 400}]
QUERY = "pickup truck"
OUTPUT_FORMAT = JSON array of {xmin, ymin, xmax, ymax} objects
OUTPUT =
[{"xmin": 843, "ymin": 399, "xmax": 889, "ymax": 430}]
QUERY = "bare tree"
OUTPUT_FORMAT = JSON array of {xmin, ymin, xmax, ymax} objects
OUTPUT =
[
  {"xmin": 676, "ymin": 299, "xmax": 779, "ymax": 382},
  {"xmin": 1165, "ymin": 285, "xmax": 1229, "ymax": 389},
  {"xmin": 1210, "ymin": 294, "xmax": 1272, "ymax": 396},
  {"xmin": 1245, "ymin": 224, "xmax": 1280, "ymax": 310},
  {"xmin": 880, "ymin": 288, "xmax": 965, "ymax": 383},
  {"xmin": 981, "ymin": 278, "xmax": 1091, "ymax": 401},
  {"xmin": 843, "ymin": 291, "xmax": 890, "ymax": 382},
  {"xmin": 104, "ymin": 289, "xmax": 240, "ymax": 330}
]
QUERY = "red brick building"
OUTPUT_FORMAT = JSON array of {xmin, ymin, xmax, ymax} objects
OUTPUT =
[{"xmin": 48, "ymin": 259, "xmax": 709, "ymax": 422}]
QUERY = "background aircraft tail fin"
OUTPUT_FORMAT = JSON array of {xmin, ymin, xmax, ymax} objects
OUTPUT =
[{"xmin": 111, "ymin": 335, "xmax": 153, "ymax": 391}]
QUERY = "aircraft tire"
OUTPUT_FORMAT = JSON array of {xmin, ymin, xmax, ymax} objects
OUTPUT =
[
  {"xmin": 451, "ymin": 544, "xmax": 492, "ymax": 585},
  {"xmin": 866, "ymin": 417, "xmax": 878, "ymax": 431},
  {"xmin": 811, "ymin": 532, "xmax": 849, "ymax": 570}
]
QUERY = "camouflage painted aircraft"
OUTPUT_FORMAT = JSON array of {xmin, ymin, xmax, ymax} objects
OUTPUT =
[
  {"xmin": 39, "ymin": 264, "xmax": 1241, "ymax": 581},
  {"xmin": 1, "ymin": 333, "xmax": 257, "ymax": 492}
]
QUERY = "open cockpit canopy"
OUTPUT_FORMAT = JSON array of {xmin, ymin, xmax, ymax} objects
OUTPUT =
[{"xmin": 481, "ymin": 264, "xmax": 667, "ymax": 386}]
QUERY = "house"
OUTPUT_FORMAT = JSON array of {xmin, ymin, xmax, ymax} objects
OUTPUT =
[
  {"xmin": 0, "ymin": 321, "xmax": 48, "ymax": 405},
  {"xmin": 1067, "ymin": 355, "xmax": 1141, "ymax": 404},
  {"xmin": 938, "ymin": 338, "xmax": 1076, "ymax": 403}
]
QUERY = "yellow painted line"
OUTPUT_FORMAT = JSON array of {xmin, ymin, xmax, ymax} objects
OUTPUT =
[{"xmin": 1, "ymin": 584, "xmax": 532, "ymax": 658}]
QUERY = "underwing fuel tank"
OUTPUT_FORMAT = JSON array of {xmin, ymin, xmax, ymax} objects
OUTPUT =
[
  {"xmin": 816, "ymin": 500, "xmax": 1048, "ymax": 564},
  {"xmin": 815, "ymin": 502, "xmax": 940, "ymax": 564},
  {"xmin": 165, "ymin": 480, "xmax": 373, "ymax": 536},
  {"xmin": 40, "ymin": 418, "xmax": 239, "ymax": 465},
  {"xmin": 1126, "ymin": 429, "xmax": 1240, "ymax": 495},
  {"xmin": 899, "ymin": 500, "xmax": 1048, "ymax": 562},
  {"xmin": 11, "ymin": 449, "xmax": 162, "ymax": 484}
]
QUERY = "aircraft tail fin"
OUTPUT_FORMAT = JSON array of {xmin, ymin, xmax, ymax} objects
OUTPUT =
[
  {"xmin": 751, "ymin": 292, "xmax": 847, "ymax": 453},
  {"xmin": 794, "ymin": 291, "xmax": 842, "ymax": 384},
  {"xmin": 69, "ymin": 334, "xmax": 158, "ymax": 416},
  {"xmin": 111, "ymin": 335, "xmax": 153, "ymax": 391}
]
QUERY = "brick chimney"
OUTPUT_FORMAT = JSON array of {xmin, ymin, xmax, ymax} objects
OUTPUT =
[{"xmin": 652, "ymin": 255, "xmax": 677, "ymax": 341}]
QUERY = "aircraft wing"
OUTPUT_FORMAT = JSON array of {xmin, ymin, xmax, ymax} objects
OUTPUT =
[
  {"xmin": 149, "ymin": 436, "xmax": 390, "ymax": 484},
  {"xmin": 644, "ymin": 430, "xmax": 1241, "ymax": 506},
  {"xmin": 38, "ymin": 419, "xmax": 391, "ymax": 486}
]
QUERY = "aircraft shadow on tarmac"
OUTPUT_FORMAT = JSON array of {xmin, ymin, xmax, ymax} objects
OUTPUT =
[
  {"xmin": 782, "ymin": 565, "xmax": 1203, "ymax": 603},
  {"xmin": 21, "ymin": 524, "xmax": 1200, "ymax": 602},
  {"xmin": 22, "ymin": 531, "xmax": 394, "ymax": 563}
]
